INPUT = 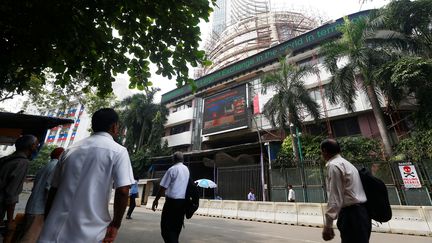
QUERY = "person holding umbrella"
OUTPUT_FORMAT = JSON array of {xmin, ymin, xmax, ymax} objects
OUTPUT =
[{"xmin": 152, "ymin": 152, "xmax": 189, "ymax": 243}]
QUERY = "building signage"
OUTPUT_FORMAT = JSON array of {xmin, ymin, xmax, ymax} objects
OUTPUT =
[
  {"xmin": 202, "ymin": 85, "xmax": 248, "ymax": 136},
  {"xmin": 398, "ymin": 162, "xmax": 422, "ymax": 189},
  {"xmin": 161, "ymin": 10, "xmax": 371, "ymax": 104}
]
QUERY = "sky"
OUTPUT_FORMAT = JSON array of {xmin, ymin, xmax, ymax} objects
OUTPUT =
[{"xmin": 1, "ymin": 0, "xmax": 389, "ymax": 112}]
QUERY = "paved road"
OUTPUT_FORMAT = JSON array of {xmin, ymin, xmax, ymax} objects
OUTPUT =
[
  {"xmin": 117, "ymin": 207, "xmax": 431, "ymax": 243},
  {"xmin": 10, "ymin": 193, "xmax": 432, "ymax": 243}
]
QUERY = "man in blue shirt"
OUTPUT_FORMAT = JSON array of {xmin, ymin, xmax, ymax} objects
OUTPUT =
[
  {"xmin": 20, "ymin": 147, "xmax": 64, "ymax": 243},
  {"xmin": 126, "ymin": 179, "xmax": 139, "ymax": 219}
]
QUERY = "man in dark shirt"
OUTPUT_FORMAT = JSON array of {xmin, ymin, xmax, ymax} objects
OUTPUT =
[{"xmin": 0, "ymin": 135, "xmax": 39, "ymax": 236}]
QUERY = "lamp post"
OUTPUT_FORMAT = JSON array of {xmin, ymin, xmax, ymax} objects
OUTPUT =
[
  {"xmin": 251, "ymin": 113, "xmax": 266, "ymax": 201},
  {"xmin": 296, "ymin": 127, "xmax": 308, "ymax": 202}
]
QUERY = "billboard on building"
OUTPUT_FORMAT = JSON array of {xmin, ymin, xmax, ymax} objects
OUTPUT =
[{"xmin": 202, "ymin": 85, "xmax": 248, "ymax": 136}]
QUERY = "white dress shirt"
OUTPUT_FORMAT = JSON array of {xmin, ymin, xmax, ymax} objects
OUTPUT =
[
  {"xmin": 288, "ymin": 189, "xmax": 295, "ymax": 202},
  {"xmin": 39, "ymin": 132, "xmax": 135, "ymax": 243},
  {"xmin": 160, "ymin": 162, "xmax": 189, "ymax": 199},
  {"xmin": 325, "ymin": 154, "xmax": 367, "ymax": 227}
]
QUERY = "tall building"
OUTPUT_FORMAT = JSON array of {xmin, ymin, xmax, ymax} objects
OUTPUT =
[
  {"xmin": 229, "ymin": 0, "xmax": 269, "ymax": 24},
  {"xmin": 212, "ymin": 0, "xmax": 228, "ymax": 36},
  {"xmin": 43, "ymin": 103, "xmax": 91, "ymax": 148},
  {"xmin": 157, "ymin": 10, "xmax": 419, "ymax": 203},
  {"xmin": 196, "ymin": 0, "xmax": 318, "ymax": 77}
]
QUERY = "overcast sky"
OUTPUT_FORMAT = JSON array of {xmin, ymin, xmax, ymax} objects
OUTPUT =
[{"xmin": 1, "ymin": 1, "xmax": 389, "ymax": 112}]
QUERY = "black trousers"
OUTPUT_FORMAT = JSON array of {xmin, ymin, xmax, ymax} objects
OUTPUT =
[
  {"xmin": 161, "ymin": 197, "xmax": 186, "ymax": 243},
  {"xmin": 337, "ymin": 204, "xmax": 371, "ymax": 243},
  {"xmin": 127, "ymin": 193, "xmax": 138, "ymax": 217}
]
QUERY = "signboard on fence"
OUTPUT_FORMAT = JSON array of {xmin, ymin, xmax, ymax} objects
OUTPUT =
[{"xmin": 398, "ymin": 163, "xmax": 422, "ymax": 189}]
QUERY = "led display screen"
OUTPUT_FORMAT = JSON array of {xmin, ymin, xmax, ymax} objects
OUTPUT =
[{"xmin": 202, "ymin": 85, "xmax": 248, "ymax": 135}]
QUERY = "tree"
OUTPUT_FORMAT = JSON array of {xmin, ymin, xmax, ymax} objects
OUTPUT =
[
  {"xmin": 82, "ymin": 92, "xmax": 118, "ymax": 117},
  {"xmin": 119, "ymin": 90, "xmax": 168, "ymax": 153},
  {"xmin": 320, "ymin": 17, "xmax": 394, "ymax": 157},
  {"xmin": 29, "ymin": 144, "xmax": 58, "ymax": 175},
  {"xmin": 22, "ymin": 75, "xmax": 88, "ymax": 112},
  {"xmin": 375, "ymin": 57, "xmax": 432, "ymax": 128},
  {"xmin": 372, "ymin": 0, "xmax": 432, "ymax": 128},
  {"xmin": 261, "ymin": 57, "xmax": 320, "ymax": 162},
  {"xmin": 118, "ymin": 90, "xmax": 170, "ymax": 177},
  {"xmin": 376, "ymin": 0, "xmax": 432, "ymax": 58},
  {"xmin": 0, "ymin": 0, "xmax": 216, "ymax": 100}
]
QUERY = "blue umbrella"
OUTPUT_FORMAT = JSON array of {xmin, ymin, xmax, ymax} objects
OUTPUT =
[
  {"xmin": 194, "ymin": 179, "xmax": 217, "ymax": 188},
  {"xmin": 194, "ymin": 179, "xmax": 217, "ymax": 199}
]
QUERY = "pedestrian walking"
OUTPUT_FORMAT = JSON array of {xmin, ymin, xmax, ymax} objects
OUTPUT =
[
  {"xmin": 0, "ymin": 135, "xmax": 39, "ymax": 239},
  {"xmin": 38, "ymin": 108, "xmax": 135, "ymax": 243},
  {"xmin": 320, "ymin": 139, "xmax": 371, "ymax": 243},
  {"xmin": 247, "ymin": 188, "xmax": 256, "ymax": 201},
  {"xmin": 18, "ymin": 147, "xmax": 64, "ymax": 243},
  {"xmin": 152, "ymin": 152, "xmax": 189, "ymax": 243},
  {"xmin": 126, "ymin": 179, "xmax": 139, "ymax": 219},
  {"xmin": 287, "ymin": 185, "xmax": 295, "ymax": 202}
]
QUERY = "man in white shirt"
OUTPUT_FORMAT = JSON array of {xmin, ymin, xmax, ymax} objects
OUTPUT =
[
  {"xmin": 247, "ymin": 188, "xmax": 256, "ymax": 201},
  {"xmin": 152, "ymin": 152, "xmax": 189, "ymax": 243},
  {"xmin": 39, "ymin": 108, "xmax": 135, "ymax": 243},
  {"xmin": 287, "ymin": 185, "xmax": 295, "ymax": 202},
  {"xmin": 320, "ymin": 139, "xmax": 370, "ymax": 243}
]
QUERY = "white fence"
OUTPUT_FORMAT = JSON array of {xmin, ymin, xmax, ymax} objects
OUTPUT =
[{"xmin": 145, "ymin": 196, "xmax": 432, "ymax": 236}]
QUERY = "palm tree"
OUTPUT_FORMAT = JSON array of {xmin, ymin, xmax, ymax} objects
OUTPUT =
[
  {"xmin": 320, "ymin": 17, "xmax": 394, "ymax": 157},
  {"xmin": 375, "ymin": 0, "xmax": 432, "ymax": 58},
  {"xmin": 119, "ymin": 89, "xmax": 168, "ymax": 153},
  {"xmin": 261, "ymin": 57, "xmax": 320, "ymax": 162},
  {"xmin": 371, "ymin": 0, "xmax": 432, "ymax": 129}
]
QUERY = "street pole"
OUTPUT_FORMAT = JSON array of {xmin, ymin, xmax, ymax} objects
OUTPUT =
[
  {"xmin": 296, "ymin": 127, "xmax": 308, "ymax": 202},
  {"xmin": 252, "ymin": 114, "xmax": 266, "ymax": 201}
]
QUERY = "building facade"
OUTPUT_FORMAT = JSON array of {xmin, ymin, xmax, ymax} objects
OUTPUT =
[
  {"xmin": 156, "ymin": 10, "xmax": 429, "ymax": 205},
  {"xmin": 43, "ymin": 103, "xmax": 91, "ymax": 148}
]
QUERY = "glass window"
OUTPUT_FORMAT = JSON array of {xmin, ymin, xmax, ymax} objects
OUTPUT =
[
  {"xmin": 170, "ymin": 123, "xmax": 190, "ymax": 135},
  {"xmin": 331, "ymin": 117, "xmax": 361, "ymax": 137}
]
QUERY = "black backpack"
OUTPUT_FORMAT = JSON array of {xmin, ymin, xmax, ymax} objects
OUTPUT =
[
  {"xmin": 358, "ymin": 168, "xmax": 392, "ymax": 223},
  {"xmin": 184, "ymin": 177, "xmax": 199, "ymax": 219}
]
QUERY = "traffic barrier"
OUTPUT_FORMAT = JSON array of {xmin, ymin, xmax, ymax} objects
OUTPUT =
[
  {"xmin": 155, "ymin": 197, "xmax": 165, "ymax": 211},
  {"xmin": 208, "ymin": 200, "xmax": 223, "ymax": 217},
  {"xmin": 146, "ymin": 196, "xmax": 155, "ymax": 210},
  {"xmin": 237, "ymin": 201, "xmax": 258, "ymax": 221},
  {"xmin": 297, "ymin": 203, "xmax": 324, "ymax": 227},
  {"xmin": 142, "ymin": 198, "xmax": 432, "ymax": 236},
  {"xmin": 371, "ymin": 220, "xmax": 391, "ymax": 233},
  {"xmin": 388, "ymin": 205, "xmax": 430, "ymax": 236},
  {"xmin": 274, "ymin": 202, "xmax": 297, "ymax": 225},
  {"xmin": 255, "ymin": 202, "xmax": 275, "ymax": 223},
  {"xmin": 422, "ymin": 206, "xmax": 432, "ymax": 236},
  {"xmin": 196, "ymin": 199, "xmax": 209, "ymax": 216},
  {"xmin": 221, "ymin": 200, "xmax": 238, "ymax": 219}
]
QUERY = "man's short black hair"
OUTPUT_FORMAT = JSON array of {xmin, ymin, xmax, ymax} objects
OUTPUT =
[
  {"xmin": 320, "ymin": 139, "xmax": 341, "ymax": 155},
  {"xmin": 91, "ymin": 108, "xmax": 119, "ymax": 133},
  {"xmin": 15, "ymin": 135, "xmax": 37, "ymax": 151},
  {"xmin": 172, "ymin": 151, "xmax": 184, "ymax": 163}
]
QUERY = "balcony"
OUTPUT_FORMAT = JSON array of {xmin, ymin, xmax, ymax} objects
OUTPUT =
[
  {"xmin": 162, "ymin": 131, "xmax": 192, "ymax": 147},
  {"xmin": 165, "ymin": 107, "xmax": 194, "ymax": 127}
]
